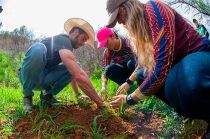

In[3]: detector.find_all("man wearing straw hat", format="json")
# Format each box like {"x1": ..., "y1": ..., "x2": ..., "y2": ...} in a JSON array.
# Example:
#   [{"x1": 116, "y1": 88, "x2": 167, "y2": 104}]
[{"x1": 19, "y1": 18, "x2": 104, "y2": 112}]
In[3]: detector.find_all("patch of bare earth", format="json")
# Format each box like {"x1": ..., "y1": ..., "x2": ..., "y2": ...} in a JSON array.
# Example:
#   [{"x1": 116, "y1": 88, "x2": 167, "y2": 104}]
[
  {"x1": 10, "y1": 104, "x2": 206, "y2": 139},
  {"x1": 11, "y1": 104, "x2": 136, "y2": 139}
]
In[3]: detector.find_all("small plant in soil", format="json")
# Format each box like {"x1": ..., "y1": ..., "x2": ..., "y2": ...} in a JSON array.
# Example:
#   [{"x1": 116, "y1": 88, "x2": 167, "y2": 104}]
[
  {"x1": 118, "y1": 101, "x2": 126, "y2": 118},
  {"x1": 99, "y1": 106, "x2": 116, "y2": 121},
  {"x1": 60, "y1": 119, "x2": 86, "y2": 134},
  {"x1": 77, "y1": 97, "x2": 93, "y2": 108},
  {"x1": 89, "y1": 115, "x2": 106, "y2": 139}
]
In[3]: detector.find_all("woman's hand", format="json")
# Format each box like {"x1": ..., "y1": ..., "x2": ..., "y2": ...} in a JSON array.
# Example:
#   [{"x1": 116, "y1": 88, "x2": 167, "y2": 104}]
[
  {"x1": 116, "y1": 82, "x2": 131, "y2": 95},
  {"x1": 109, "y1": 94, "x2": 126, "y2": 108}
]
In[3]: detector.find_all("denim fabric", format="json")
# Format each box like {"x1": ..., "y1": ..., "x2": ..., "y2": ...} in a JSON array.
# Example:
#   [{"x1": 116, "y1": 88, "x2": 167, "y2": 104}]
[
  {"x1": 19, "y1": 43, "x2": 73, "y2": 97},
  {"x1": 136, "y1": 68, "x2": 169, "y2": 104},
  {"x1": 136, "y1": 68, "x2": 147, "y2": 85},
  {"x1": 105, "y1": 59, "x2": 136, "y2": 85},
  {"x1": 165, "y1": 51, "x2": 210, "y2": 121},
  {"x1": 135, "y1": 51, "x2": 210, "y2": 121},
  {"x1": 127, "y1": 58, "x2": 136, "y2": 72}
]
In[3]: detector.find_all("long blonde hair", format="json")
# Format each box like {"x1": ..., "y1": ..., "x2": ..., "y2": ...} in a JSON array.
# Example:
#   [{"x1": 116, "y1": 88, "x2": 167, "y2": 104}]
[{"x1": 123, "y1": 0, "x2": 154, "y2": 72}]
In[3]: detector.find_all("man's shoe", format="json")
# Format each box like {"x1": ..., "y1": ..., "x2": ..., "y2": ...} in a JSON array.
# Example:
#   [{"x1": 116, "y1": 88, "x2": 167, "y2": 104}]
[
  {"x1": 202, "y1": 124, "x2": 210, "y2": 139},
  {"x1": 40, "y1": 93, "x2": 61, "y2": 104},
  {"x1": 23, "y1": 96, "x2": 33, "y2": 113}
]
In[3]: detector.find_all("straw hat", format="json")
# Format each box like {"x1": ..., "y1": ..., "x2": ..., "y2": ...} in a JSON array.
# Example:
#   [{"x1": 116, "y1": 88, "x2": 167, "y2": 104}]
[{"x1": 64, "y1": 18, "x2": 95, "y2": 48}]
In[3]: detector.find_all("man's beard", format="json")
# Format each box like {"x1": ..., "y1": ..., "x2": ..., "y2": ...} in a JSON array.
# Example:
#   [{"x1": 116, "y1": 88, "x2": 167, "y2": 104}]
[{"x1": 72, "y1": 37, "x2": 78, "y2": 48}]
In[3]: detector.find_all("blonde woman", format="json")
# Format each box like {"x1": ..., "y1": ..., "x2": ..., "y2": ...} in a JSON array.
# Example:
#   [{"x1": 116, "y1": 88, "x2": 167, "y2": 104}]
[{"x1": 106, "y1": 0, "x2": 210, "y2": 138}]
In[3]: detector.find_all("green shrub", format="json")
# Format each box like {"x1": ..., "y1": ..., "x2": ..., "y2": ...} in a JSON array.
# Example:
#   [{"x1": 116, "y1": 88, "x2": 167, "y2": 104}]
[{"x1": 0, "y1": 52, "x2": 21, "y2": 87}]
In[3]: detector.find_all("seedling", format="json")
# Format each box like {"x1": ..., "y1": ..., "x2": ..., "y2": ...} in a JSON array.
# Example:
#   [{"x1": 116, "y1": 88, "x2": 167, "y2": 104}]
[
  {"x1": 118, "y1": 99, "x2": 126, "y2": 118},
  {"x1": 89, "y1": 115, "x2": 106, "y2": 139},
  {"x1": 60, "y1": 119, "x2": 86, "y2": 134}
]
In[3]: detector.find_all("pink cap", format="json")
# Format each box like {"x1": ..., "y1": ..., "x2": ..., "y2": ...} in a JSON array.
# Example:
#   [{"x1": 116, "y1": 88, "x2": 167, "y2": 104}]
[{"x1": 97, "y1": 27, "x2": 114, "y2": 48}]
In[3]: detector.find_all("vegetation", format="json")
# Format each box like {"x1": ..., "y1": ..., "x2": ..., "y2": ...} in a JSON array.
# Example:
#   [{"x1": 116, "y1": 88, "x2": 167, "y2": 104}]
[
  {"x1": 0, "y1": 20, "x2": 209, "y2": 138},
  {"x1": 0, "y1": 52, "x2": 20, "y2": 87},
  {"x1": 165, "y1": 0, "x2": 210, "y2": 22},
  {"x1": 0, "y1": 51, "x2": 208, "y2": 138}
]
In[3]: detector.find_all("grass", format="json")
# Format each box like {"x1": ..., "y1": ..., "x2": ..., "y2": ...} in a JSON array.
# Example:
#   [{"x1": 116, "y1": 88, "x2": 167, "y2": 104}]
[
  {"x1": 89, "y1": 115, "x2": 105, "y2": 139},
  {"x1": 118, "y1": 100, "x2": 126, "y2": 118},
  {"x1": 0, "y1": 87, "x2": 24, "y2": 137},
  {"x1": 0, "y1": 68, "x2": 208, "y2": 138},
  {"x1": 60, "y1": 120, "x2": 86, "y2": 134}
]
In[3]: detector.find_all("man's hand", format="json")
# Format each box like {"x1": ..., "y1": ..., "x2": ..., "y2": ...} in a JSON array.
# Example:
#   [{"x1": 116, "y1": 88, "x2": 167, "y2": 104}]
[
  {"x1": 109, "y1": 94, "x2": 126, "y2": 108},
  {"x1": 59, "y1": 49, "x2": 104, "y2": 108},
  {"x1": 116, "y1": 82, "x2": 130, "y2": 95}
]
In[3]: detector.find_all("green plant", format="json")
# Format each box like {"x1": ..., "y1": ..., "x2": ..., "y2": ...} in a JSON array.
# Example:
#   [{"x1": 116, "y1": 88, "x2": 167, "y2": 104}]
[
  {"x1": 77, "y1": 97, "x2": 93, "y2": 108},
  {"x1": 0, "y1": 67, "x2": 207, "y2": 138},
  {"x1": 99, "y1": 106, "x2": 116, "y2": 121},
  {"x1": 31, "y1": 118, "x2": 46, "y2": 133},
  {"x1": 0, "y1": 120, "x2": 14, "y2": 137},
  {"x1": 89, "y1": 115, "x2": 106, "y2": 139},
  {"x1": 114, "y1": 131, "x2": 135, "y2": 139},
  {"x1": 60, "y1": 120, "x2": 86, "y2": 134},
  {"x1": 0, "y1": 52, "x2": 21, "y2": 87},
  {"x1": 49, "y1": 134, "x2": 63, "y2": 139},
  {"x1": 37, "y1": 101, "x2": 48, "y2": 115},
  {"x1": 90, "y1": 68, "x2": 102, "y2": 80},
  {"x1": 118, "y1": 101, "x2": 126, "y2": 118},
  {"x1": 182, "y1": 119, "x2": 208, "y2": 138}
]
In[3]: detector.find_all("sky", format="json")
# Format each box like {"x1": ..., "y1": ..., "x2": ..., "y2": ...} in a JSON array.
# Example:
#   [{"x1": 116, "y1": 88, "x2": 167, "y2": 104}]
[
  {"x1": 0, "y1": 0, "x2": 109, "y2": 37},
  {"x1": 0, "y1": 0, "x2": 209, "y2": 38},
  {"x1": 0, "y1": 0, "x2": 132, "y2": 37}
]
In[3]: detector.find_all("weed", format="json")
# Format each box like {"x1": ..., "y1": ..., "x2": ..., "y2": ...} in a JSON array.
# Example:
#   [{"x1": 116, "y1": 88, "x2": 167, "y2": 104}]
[
  {"x1": 77, "y1": 97, "x2": 93, "y2": 108},
  {"x1": 60, "y1": 119, "x2": 86, "y2": 134},
  {"x1": 0, "y1": 58, "x2": 205, "y2": 139},
  {"x1": 114, "y1": 131, "x2": 135, "y2": 139},
  {"x1": 89, "y1": 115, "x2": 106, "y2": 139},
  {"x1": 118, "y1": 101, "x2": 126, "y2": 118},
  {"x1": 99, "y1": 106, "x2": 116, "y2": 121}
]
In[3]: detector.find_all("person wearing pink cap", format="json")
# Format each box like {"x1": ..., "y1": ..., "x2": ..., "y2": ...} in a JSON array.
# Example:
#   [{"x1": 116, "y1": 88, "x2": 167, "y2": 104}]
[
  {"x1": 97, "y1": 27, "x2": 137, "y2": 95},
  {"x1": 106, "y1": 0, "x2": 210, "y2": 138}
]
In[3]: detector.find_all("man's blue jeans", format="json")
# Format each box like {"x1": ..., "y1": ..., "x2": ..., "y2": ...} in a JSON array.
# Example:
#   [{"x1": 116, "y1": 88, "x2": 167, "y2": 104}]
[
  {"x1": 105, "y1": 58, "x2": 136, "y2": 85},
  {"x1": 136, "y1": 51, "x2": 210, "y2": 122},
  {"x1": 19, "y1": 43, "x2": 73, "y2": 97}
]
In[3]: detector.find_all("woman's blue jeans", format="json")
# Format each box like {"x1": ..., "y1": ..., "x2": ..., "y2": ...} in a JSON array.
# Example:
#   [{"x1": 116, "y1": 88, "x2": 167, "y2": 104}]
[
  {"x1": 136, "y1": 52, "x2": 210, "y2": 122},
  {"x1": 19, "y1": 43, "x2": 73, "y2": 97},
  {"x1": 165, "y1": 51, "x2": 210, "y2": 121}
]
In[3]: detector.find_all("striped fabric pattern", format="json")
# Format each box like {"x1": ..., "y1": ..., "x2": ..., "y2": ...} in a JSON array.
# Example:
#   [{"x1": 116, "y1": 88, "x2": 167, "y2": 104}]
[
  {"x1": 139, "y1": 0, "x2": 209, "y2": 96},
  {"x1": 140, "y1": 0, "x2": 175, "y2": 95}
]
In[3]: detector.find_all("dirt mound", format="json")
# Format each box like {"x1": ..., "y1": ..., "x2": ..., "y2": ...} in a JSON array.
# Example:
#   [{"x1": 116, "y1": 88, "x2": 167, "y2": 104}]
[
  {"x1": 10, "y1": 103, "x2": 206, "y2": 139},
  {"x1": 12, "y1": 104, "x2": 137, "y2": 139}
]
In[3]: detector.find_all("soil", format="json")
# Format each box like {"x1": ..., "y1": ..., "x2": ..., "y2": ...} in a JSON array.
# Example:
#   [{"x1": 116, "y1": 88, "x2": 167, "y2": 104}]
[{"x1": 10, "y1": 103, "x2": 205, "y2": 139}]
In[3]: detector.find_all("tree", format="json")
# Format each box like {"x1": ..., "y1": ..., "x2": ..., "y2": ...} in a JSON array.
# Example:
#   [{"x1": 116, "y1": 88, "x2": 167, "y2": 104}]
[
  {"x1": 0, "y1": 22, "x2": 2, "y2": 30},
  {"x1": 11, "y1": 26, "x2": 35, "y2": 60},
  {"x1": 165, "y1": 0, "x2": 210, "y2": 22},
  {"x1": 0, "y1": 6, "x2": 3, "y2": 13}
]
